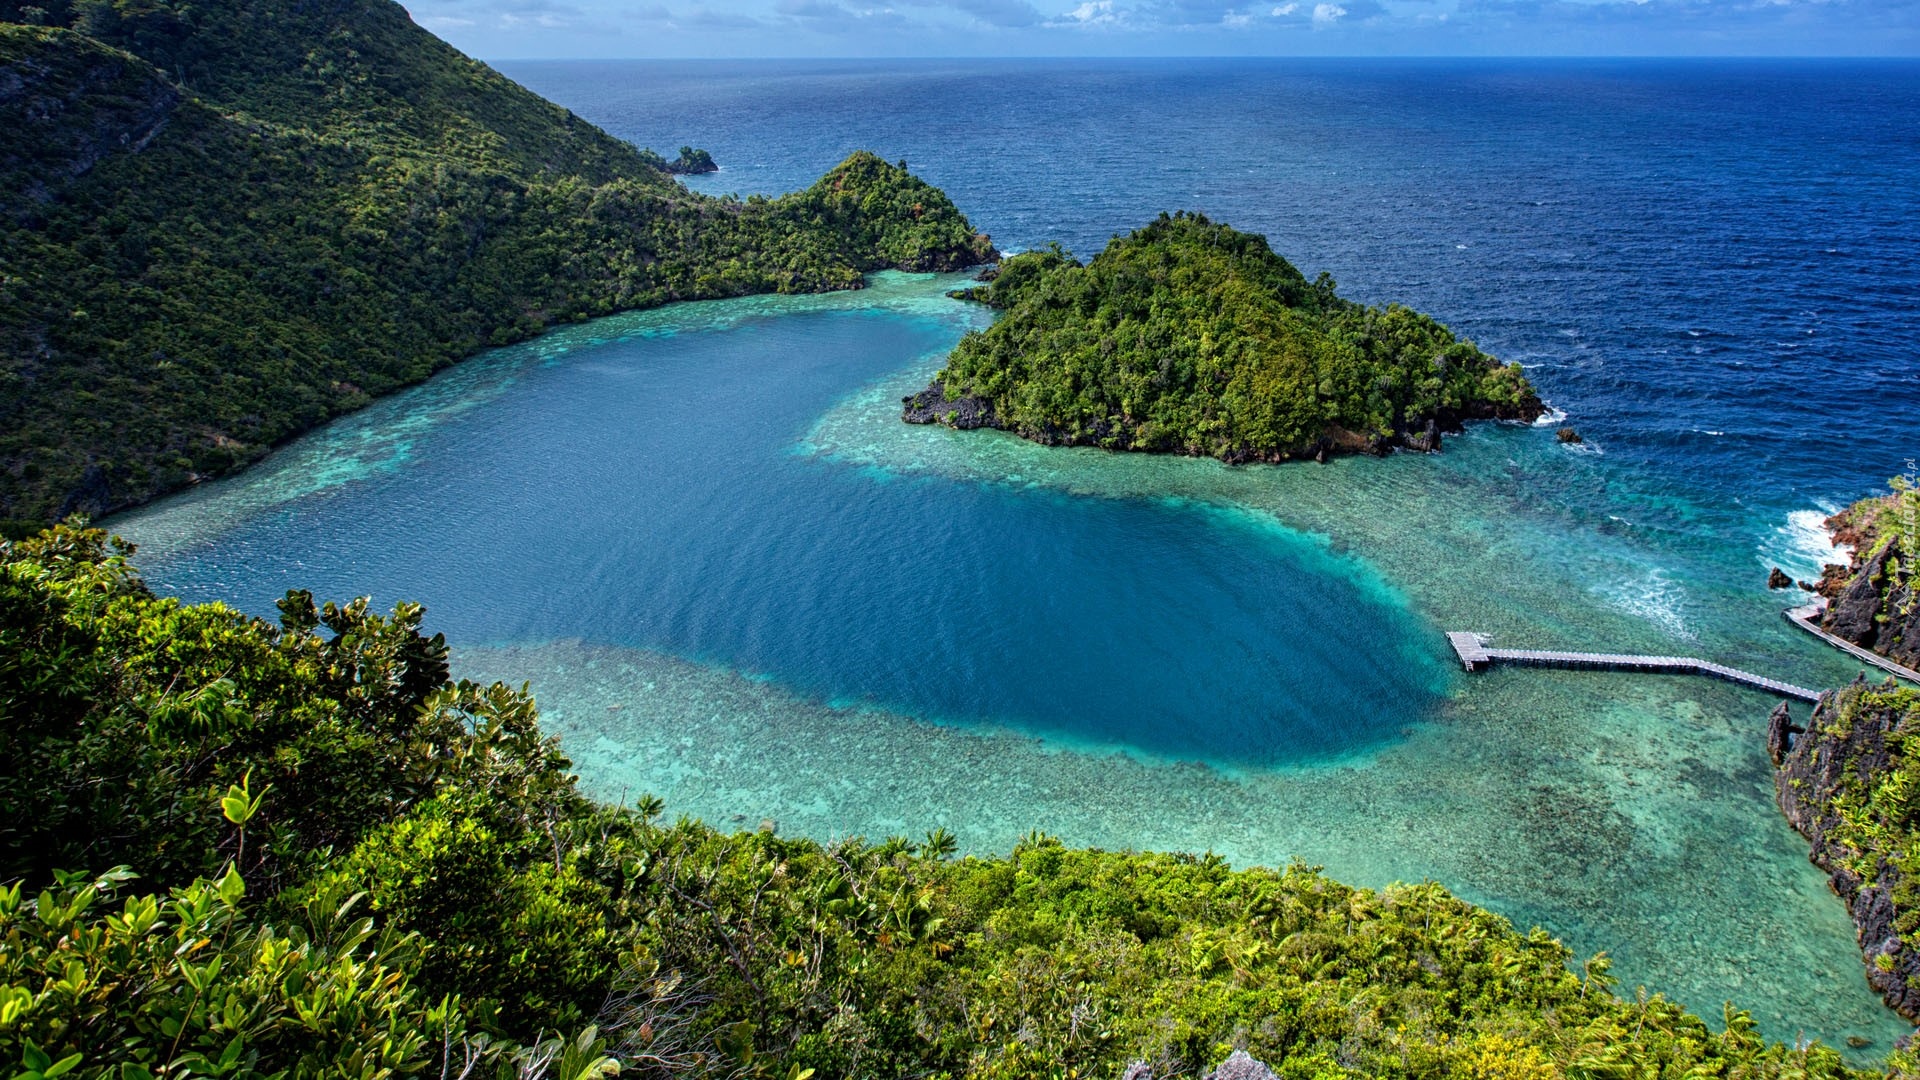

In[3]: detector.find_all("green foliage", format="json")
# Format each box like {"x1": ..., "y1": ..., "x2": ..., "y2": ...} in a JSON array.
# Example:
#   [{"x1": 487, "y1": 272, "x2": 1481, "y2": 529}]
[
  {"x1": 0, "y1": 865, "x2": 464, "y2": 1079},
  {"x1": 298, "y1": 797, "x2": 626, "y2": 1035},
  {"x1": 0, "y1": 3, "x2": 992, "y2": 522},
  {"x1": 0, "y1": 863, "x2": 628, "y2": 1080},
  {"x1": 0, "y1": 524, "x2": 578, "y2": 894},
  {"x1": 1797, "y1": 683, "x2": 1920, "y2": 958},
  {"x1": 2, "y1": 526, "x2": 1897, "y2": 1078},
  {"x1": 1870, "y1": 476, "x2": 1920, "y2": 613},
  {"x1": 928, "y1": 212, "x2": 1540, "y2": 460}
]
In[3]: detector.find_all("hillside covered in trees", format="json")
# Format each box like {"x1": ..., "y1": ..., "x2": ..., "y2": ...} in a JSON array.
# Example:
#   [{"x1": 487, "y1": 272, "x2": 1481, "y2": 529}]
[
  {"x1": 0, "y1": 524, "x2": 1898, "y2": 1078},
  {"x1": 904, "y1": 213, "x2": 1541, "y2": 462},
  {"x1": 0, "y1": 0, "x2": 992, "y2": 527}
]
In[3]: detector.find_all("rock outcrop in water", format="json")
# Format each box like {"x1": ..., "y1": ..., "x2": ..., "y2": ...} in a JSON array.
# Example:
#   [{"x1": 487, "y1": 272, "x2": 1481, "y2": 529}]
[
  {"x1": 1772, "y1": 681, "x2": 1920, "y2": 1020},
  {"x1": 901, "y1": 384, "x2": 996, "y2": 429},
  {"x1": 663, "y1": 146, "x2": 718, "y2": 174}
]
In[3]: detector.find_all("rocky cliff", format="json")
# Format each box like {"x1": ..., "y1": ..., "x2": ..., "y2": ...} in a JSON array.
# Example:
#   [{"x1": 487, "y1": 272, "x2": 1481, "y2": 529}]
[
  {"x1": 1771, "y1": 679, "x2": 1920, "y2": 1020},
  {"x1": 1813, "y1": 495, "x2": 1920, "y2": 668}
]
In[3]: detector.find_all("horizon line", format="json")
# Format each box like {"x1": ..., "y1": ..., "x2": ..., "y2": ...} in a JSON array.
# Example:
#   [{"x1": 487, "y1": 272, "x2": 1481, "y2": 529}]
[{"x1": 479, "y1": 52, "x2": 1920, "y2": 61}]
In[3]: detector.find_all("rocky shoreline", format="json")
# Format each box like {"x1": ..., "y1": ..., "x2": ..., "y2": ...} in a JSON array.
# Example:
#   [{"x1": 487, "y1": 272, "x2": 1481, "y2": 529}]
[
  {"x1": 901, "y1": 379, "x2": 1544, "y2": 463},
  {"x1": 1810, "y1": 498, "x2": 1920, "y2": 668},
  {"x1": 1766, "y1": 492, "x2": 1920, "y2": 1028},
  {"x1": 1770, "y1": 683, "x2": 1920, "y2": 1022}
]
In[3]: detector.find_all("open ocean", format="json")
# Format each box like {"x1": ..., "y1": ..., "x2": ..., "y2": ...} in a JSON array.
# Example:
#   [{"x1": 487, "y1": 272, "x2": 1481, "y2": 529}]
[{"x1": 113, "y1": 59, "x2": 1920, "y2": 1052}]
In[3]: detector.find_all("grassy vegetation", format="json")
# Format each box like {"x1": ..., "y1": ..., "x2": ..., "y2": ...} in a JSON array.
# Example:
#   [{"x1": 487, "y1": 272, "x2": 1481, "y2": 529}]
[
  {"x1": 915, "y1": 213, "x2": 1540, "y2": 462},
  {"x1": 1, "y1": 524, "x2": 1896, "y2": 1079},
  {"x1": 0, "y1": 0, "x2": 992, "y2": 526}
]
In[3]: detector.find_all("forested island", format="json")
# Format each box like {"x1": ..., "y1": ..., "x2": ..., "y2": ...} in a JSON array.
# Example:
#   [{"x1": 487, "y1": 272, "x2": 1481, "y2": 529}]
[
  {"x1": 1769, "y1": 484, "x2": 1920, "y2": 1022},
  {"x1": 0, "y1": 0, "x2": 991, "y2": 529},
  {"x1": 1, "y1": 525, "x2": 1894, "y2": 1079},
  {"x1": 903, "y1": 213, "x2": 1543, "y2": 462}
]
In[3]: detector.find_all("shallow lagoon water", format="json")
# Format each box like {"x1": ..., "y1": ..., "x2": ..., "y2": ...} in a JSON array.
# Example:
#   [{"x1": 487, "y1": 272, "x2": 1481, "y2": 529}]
[
  {"x1": 112, "y1": 58, "x2": 1920, "y2": 1059},
  {"x1": 119, "y1": 272, "x2": 1906, "y2": 1055},
  {"x1": 122, "y1": 274, "x2": 1444, "y2": 766}
]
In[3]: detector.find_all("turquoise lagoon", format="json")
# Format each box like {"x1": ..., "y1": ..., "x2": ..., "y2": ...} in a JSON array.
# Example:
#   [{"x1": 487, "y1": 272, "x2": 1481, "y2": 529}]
[{"x1": 114, "y1": 271, "x2": 1909, "y2": 1055}]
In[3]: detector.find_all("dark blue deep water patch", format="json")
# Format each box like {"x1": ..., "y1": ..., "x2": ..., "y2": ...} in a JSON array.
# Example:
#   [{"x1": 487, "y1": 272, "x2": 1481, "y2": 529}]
[
  {"x1": 135, "y1": 306, "x2": 1441, "y2": 766},
  {"x1": 113, "y1": 62, "x2": 1920, "y2": 1049},
  {"x1": 502, "y1": 57, "x2": 1920, "y2": 511}
]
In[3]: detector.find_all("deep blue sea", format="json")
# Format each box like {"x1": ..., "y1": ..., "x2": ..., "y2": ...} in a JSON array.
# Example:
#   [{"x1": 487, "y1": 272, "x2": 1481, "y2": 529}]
[{"x1": 114, "y1": 59, "x2": 1920, "y2": 1052}]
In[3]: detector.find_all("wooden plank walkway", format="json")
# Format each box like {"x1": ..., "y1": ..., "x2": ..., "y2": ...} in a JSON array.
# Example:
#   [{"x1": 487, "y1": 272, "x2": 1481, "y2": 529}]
[
  {"x1": 1784, "y1": 600, "x2": 1920, "y2": 685},
  {"x1": 1445, "y1": 631, "x2": 1823, "y2": 703}
]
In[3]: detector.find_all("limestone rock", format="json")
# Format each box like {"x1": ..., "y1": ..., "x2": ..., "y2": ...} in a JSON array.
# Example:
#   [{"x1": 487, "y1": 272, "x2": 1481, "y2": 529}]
[
  {"x1": 1205, "y1": 1051, "x2": 1280, "y2": 1080},
  {"x1": 1824, "y1": 543, "x2": 1890, "y2": 648},
  {"x1": 1773, "y1": 677, "x2": 1920, "y2": 1018},
  {"x1": 1766, "y1": 701, "x2": 1803, "y2": 766},
  {"x1": 1402, "y1": 418, "x2": 1441, "y2": 453},
  {"x1": 902, "y1": 383, "x2": 998, "y2": 430}
]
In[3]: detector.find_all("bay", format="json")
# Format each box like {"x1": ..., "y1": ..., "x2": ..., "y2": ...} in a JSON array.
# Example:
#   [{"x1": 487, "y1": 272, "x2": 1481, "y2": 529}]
[{"x1": 113, "y1": 58, "x2": 1920, "y2": 1054}]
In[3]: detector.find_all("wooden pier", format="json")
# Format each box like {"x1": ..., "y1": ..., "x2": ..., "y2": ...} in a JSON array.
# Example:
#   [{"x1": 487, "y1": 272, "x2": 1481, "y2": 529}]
[
  {"x1": 1445, "y1": 631, "x2": 1823, "y2": 703},
  {"x1": 1784, "y1": 600, "x2": 1920, "y2": 685}
]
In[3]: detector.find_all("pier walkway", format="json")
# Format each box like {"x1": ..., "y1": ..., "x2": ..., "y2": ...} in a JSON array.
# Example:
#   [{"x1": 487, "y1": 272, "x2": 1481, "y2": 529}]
[
  {"x1": 1784, "y1": 601, "x2": 1920, "y2": 686},
  {"x1": 1445, "y1": 631, "x2": 1822, "y2": 703}
]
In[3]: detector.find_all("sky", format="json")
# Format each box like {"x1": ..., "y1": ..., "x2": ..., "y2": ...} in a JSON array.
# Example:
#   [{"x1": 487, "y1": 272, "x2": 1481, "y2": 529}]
[{"x1": 402, "y1": 0, "x2": 1920, "y2": 57}]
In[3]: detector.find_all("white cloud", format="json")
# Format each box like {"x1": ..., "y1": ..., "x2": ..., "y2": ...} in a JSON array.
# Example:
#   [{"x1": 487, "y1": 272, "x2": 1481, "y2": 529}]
[
  {"x1": 418, "y1": 14, "x2": 478, "y2": 26},
  {"x1": 1311, "y1": 1, "x2": 1344, "y2": 20},
  {"x1": 1222, "y1": 9, "x2": 1252, "y2": 23},
  {"x1": 1271, "y1": 3, "x2": 1297, "y2": 12},
  {"x1": 1049, "y1": 0, "x2": 1123, "y2": 23}
]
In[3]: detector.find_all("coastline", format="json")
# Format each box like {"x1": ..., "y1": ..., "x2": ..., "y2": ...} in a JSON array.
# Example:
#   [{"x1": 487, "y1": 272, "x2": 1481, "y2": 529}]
[
  {"x1": 902, "y1": 379, "x2": 1545, "y2": 463},
  {"x1": 49, "y1": 249, "x2": 994, "y2": 528},
  {"x1": 112, "y1": 266, "x2": 1915, "y2": 1054},
  {"x1": 1773, "y1": 683, "x2": 1920, "y2": 1025}
]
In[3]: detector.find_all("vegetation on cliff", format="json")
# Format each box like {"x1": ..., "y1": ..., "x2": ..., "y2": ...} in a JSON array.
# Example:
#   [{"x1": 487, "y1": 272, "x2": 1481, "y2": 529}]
[
  {"x1": 1762, "y1": 483, "x2": 1920, "y2": 1024},
  {"x1": 657, "y1": 146, "x2": 719, "y2": 175},
  {"x1": 2, "y1": 524, "x2": 1894, "y2": 1079},
  {"x1": 903, "y1": 213, "x2": 1541, "y2": 462},
  {"x1": 1771, "y1": 680, "x2": 1920, "y2": 1022},
  {"x1": 0, "y1": 0, "x2": 992, "y2": 528},
  {"x1": 1813, "y1": 487, "x2": 1920, "y2": 669}
]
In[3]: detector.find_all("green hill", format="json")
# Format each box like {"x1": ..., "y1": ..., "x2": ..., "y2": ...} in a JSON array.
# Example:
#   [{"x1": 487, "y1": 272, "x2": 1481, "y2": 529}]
[
  {"x1": 0, "y1": 524, "x2": 1892, "y2": 1079},
  {"x1": 905, "y1": 212, "x2": 1540, "y2": 462},
  {"x1": 0, "y1": 0, "x2": 992, "y2": 527}
]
